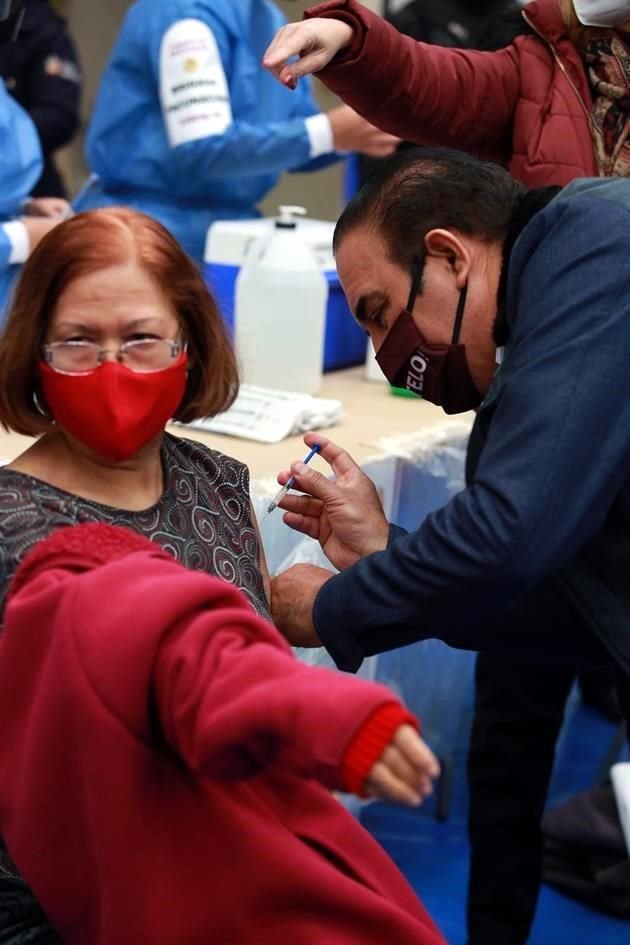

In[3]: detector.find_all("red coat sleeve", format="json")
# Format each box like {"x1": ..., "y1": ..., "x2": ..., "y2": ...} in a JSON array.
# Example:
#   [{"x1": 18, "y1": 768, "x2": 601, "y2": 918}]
[
  {"x1": 152, "y1": 572, "x2": 410, "y2": 790},
  {"x1": 3, "y1": 539, "x2": 410, "y2": 795},
  {"x1": 305, "y1": 0, "x2": 521, "y2": 161}
]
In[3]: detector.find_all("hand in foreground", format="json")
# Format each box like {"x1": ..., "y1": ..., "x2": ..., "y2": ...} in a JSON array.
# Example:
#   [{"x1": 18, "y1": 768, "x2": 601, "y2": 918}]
[
  {"x1": 271, "y1": 563, "x2": 334, "y2": 647},
  {"x1": 263, "y1": 17, "x2": 353, "y2": 89},
  {"x1": 328, "y1": 105, "x2": 400, "y2": 159},
  {"x1": 364, "y1": 725, "x2": 440, "y2": 808},
  {"x1": 277, "y1": 433, "x2": 390, "y2": 572},
  {"x1": 21, "y1": 216, "x2": 62, "y2": 251},
  {"x1": 21, "y1": 197, "x2": 70, "y2": 218}
]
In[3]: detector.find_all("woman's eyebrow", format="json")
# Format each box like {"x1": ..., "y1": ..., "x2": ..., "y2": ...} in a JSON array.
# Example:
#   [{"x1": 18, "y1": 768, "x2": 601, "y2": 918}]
[
  {"x1": 54, "y1": 321, "x2": 90, "y2": 331},
  {"x1": 54, "y1": 316, "x2": 163, "y2": 332}
]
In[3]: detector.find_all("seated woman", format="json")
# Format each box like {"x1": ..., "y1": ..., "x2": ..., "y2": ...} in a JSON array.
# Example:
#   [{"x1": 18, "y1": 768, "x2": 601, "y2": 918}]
[
  {"x1": 0, "y1": 520, "x2": 445, "y2": 945},
  {"x1": 0, "y1": 206, "x2": 267, "y2": 615},
  {"x1": 0, "y1": 207, "x2": 443, "y2": 945},
  {"x1": 0, "y1": 206, "x2": 267, "y2": 940}
]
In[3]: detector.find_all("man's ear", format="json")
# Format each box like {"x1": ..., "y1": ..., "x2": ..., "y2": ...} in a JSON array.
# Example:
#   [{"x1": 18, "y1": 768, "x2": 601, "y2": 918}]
[{"x1": 424, "y1": 229, "x2": 471, "y2": 288}]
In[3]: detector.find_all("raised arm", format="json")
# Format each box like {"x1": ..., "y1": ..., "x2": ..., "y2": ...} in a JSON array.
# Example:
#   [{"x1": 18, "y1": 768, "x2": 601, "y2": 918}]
[
  {"x1": 265, "y1": 0, "x2": 522, "y2": 161},
  {"x1": 0, "y1": 525, "x2": 438, "y2": 806}
]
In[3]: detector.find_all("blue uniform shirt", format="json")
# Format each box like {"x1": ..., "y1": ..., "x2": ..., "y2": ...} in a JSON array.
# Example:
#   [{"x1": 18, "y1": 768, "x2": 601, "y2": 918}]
[
  {"x1": 75, "y1": 0, "x2": 338, "y2": 262},
  {"x1": 0, "y1": 79, "x2": 42, "y2": 309}
]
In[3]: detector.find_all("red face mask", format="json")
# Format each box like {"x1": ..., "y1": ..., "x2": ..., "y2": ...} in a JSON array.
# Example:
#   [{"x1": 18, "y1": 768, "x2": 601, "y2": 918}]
[
  {"x1": 39, "y1": 353, "x2": 188, "y2": 462},
  {"x1": 375, "y1": 271, "x2": 482, "y2": 415}
]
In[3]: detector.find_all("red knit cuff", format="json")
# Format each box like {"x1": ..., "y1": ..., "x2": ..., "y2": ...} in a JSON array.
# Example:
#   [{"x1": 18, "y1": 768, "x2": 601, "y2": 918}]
[
  {"x1": 304, "y1": 1, "x2": 367, "y2": 64},
  {"x1": 9, "y1": 523, "x2": 168, "y2": 601},
  {"x1": 341, "y1": 702, "x2": 419, "y2": 798}
]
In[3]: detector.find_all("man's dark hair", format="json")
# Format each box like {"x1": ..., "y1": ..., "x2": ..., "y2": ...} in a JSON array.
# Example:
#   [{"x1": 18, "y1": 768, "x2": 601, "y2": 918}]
[{"x1": 333, "y1": 147, "x2": 525, "y2": 282}]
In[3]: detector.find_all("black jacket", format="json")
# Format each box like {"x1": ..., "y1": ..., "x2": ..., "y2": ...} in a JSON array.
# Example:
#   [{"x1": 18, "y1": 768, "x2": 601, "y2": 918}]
[
  {"x1": 385, "y1": 0, "x2": 518, "y2": 47},
  {"x1": 0, "y1": 0, "x2": 81, "y2": 196}
]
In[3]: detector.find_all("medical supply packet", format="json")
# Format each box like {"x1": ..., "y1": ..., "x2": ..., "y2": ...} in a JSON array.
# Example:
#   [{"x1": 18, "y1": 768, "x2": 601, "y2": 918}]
[{"x1": 178, "y1": 384, "x2": 343, "y2": 443}]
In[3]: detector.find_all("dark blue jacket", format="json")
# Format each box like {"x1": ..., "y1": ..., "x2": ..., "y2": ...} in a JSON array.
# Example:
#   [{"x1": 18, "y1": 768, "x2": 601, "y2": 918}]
[{"x1": 314, "y1": 178, "x2": 630, "y2": 674}]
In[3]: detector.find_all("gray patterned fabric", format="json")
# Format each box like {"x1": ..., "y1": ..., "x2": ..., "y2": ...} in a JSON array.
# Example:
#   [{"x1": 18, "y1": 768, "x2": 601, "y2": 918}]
[{"x1": 0, "y1": 432, "x2": 269, "y2": 943}]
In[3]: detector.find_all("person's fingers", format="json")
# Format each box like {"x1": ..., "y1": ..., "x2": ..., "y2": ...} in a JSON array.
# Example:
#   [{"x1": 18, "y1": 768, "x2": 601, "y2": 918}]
[
  {"x1": 367, "y1": 136, "x2": 401, "y2": 158},
  {"x1": 277, "y1": 53, "x2": 327, "y2": 87},
  {"x1": 262, "y1": 25, "x2": 300, "y2": 73},
  {"x1": 43, "y1": 199, "x2": 69, "y2": 216},
  {"x1": 281, "y1": 511, "x2": 322, "y2": 541},
  {"x1": 380, "y1": 744, "x2": 420, "y2": 788},
  {"x1": 365, "y1": 762, "x2": 421, "y2": 808},
  {"x1": 24, "y1": 197, "x2": 71, "y2": 217},
  {"x1": 277, "y1": 433, "x2": 363, "y2": 486},
  {"x1": 377, "y1": 731, "x2": 438, "y2": 801},
  {"x1": 366, "y1": 130, "x2": 400, "y2": 145},
  {"x1": 300, "y1": 432, "x2": 363, "y2": 481},
  {"x1": 302, "y1": 431, "x2": 332, "y2": 450},
  {"x1": 263, "y1": 28, "x2": 325, "y2": 84},
  {"x1": 365, "y1": 145, "x2": 395, "y2": 159},
  {"x1": 278, "y1": 493, "x2": 324, "y2": 518},
  {"x1": 393, "y1": 725, "x2": 441, "y2": 780},
  {"x1": 289, "y1": 462, "x2": 342, "y2": 503},
  {"x1": 276, "y1": 432, "x2": 339, "y2": 484}
]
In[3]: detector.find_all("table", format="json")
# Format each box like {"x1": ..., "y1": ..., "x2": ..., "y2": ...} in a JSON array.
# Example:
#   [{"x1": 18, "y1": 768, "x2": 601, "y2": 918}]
[
  {"x1": 175, "y1": 368, "x2": 470, "y2": 481},
  {"x1": 0, "y1": 367, "x2": 471, "y2": 480}
]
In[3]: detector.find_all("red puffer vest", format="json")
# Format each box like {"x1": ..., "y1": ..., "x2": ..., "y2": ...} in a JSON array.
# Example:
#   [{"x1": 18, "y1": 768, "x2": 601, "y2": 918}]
[
  {"x1": 510, "y1": 0, "x2": 597, "y2": 183},
  {"x1": 309, "y1": 0, "x2": 598, "y2": 186}
]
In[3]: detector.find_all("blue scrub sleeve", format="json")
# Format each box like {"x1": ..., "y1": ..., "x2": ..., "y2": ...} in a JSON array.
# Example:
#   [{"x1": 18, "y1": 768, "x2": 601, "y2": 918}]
[
  {"x1": 313, "y1": 197, "x2": 630, "y2": 671},
  {"x1": 0, "y1": 229, "x2": 11, "y2": 272},
  {"x1": 148, "y1": 15, "x2": 337, "y2": 182},
  {"x1": 0, "y1": 85, "x2": 43, "y2": 218}
]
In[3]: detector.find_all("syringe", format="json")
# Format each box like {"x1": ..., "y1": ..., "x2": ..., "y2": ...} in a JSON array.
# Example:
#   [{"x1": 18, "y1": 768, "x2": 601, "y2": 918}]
[{"x1": 266, "y1": 444, "x2": 321, "y2": 514}]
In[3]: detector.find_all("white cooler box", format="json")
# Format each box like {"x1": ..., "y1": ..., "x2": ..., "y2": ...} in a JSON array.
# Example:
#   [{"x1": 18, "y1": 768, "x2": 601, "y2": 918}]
[{"x1": 204, "y1": 218, "x2": 367, "y2": 372}]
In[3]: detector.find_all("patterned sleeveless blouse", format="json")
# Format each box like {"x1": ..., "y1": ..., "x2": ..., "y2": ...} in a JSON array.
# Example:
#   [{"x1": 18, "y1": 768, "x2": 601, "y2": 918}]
[{"x1": 0, "y1": 433, "x2": 270, "y2": 944}]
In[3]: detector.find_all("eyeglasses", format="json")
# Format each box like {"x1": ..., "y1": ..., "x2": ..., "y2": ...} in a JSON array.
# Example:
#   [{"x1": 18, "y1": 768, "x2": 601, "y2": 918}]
[{"x1": 41, "y1": 338, "x2": 186, "y2": 375}]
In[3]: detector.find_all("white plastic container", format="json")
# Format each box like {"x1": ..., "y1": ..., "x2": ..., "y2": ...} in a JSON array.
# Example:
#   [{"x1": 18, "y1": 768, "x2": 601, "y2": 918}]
[
  {"x1": 234, "y1": 206, "x2": 328, "y2": 394},
  {"x1": 204, "y1": 215, "x2": 368, "y2": 372}
]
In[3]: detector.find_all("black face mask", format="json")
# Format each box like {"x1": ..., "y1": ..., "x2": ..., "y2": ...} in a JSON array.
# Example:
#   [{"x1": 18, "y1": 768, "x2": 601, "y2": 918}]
[
  {"x1": 0, "y1": 0, "x2": 24, "y2": 44},
  {"x1": 375, "y1": 260, "x2": 483, "y2": 415}
]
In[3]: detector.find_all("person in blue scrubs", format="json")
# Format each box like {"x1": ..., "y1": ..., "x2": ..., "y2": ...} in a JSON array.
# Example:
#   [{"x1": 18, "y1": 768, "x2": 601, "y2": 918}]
[
  {"x1": 75, "y1": 0, "x2": 398, "y2": 263},
  {"x1": 0, "y1": 1, "x2": 66, "y2": 315},
  {"x1": 0, "y1": 2, "x2": 41, "y2": 295},
  {"x1": 0, "y1": 81, "x2": 40, "y2": 266}
]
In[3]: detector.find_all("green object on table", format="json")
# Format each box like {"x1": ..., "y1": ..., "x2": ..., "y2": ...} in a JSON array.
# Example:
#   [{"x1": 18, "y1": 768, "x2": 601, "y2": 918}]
[{"x1": 390, "y1": 385, "x2": 422, "y2": 399}]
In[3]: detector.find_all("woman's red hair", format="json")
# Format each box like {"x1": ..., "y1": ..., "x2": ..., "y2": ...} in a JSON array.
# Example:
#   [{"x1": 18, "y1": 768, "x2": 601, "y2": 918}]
[{"x1": 0, "y1": 207, "x2": 239, "y2": 435}]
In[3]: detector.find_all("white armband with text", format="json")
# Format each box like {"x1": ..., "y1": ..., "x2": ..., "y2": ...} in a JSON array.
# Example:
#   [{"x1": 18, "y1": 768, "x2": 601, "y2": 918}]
[
  {"x1": 305, "y1": 113, "x2": 335, "y2": 160},
  {"x1": 159, "y1": 18, "x2": 233, "y2": 148},
  {"x1": 1, "y1": 220, "x2": 30, "y2": 265}
]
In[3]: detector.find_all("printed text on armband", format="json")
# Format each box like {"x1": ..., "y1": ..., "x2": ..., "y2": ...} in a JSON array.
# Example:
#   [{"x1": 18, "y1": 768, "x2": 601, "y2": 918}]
[{"x1": 167, "y1": 94, "x2": 228, "y2": 113}]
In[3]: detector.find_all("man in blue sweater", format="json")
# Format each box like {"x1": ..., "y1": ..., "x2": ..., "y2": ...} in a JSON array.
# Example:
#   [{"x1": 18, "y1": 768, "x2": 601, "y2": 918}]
[{"x1": 271, "y1": 148, "x2": 630, "y2": 726}]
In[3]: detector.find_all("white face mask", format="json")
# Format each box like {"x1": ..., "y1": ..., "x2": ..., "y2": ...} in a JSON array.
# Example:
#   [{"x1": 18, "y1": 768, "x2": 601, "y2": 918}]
[{"x1": 573, "y1": 0, "x2": 630, "y2": 27}]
